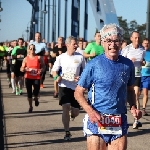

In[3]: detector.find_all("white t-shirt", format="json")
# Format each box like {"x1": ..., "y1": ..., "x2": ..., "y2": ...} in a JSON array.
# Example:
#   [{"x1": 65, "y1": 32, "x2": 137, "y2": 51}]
[
  {"x1": 121, "y1": 44, "x2": 145, "y2": 77},
  {"x1": 76, "y1": 47, "x2": 84, "y2": 55},
  {"x1": 52, "y1": 52, "x2": 86, "y2": 90}
]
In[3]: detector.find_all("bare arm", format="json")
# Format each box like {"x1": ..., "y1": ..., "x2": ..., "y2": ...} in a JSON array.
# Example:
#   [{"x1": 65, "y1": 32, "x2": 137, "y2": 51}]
[
  {"x1": 127, "y1": 85, "x2": 142, "y2": 119},
  {"x1": 74, "y1": 85, "x2": 101, "y2": 123},
  {"x1": 39, "y1": 56, "x2": 46, "y2": 72},
  {"x1": 20, "y1": 57, "x2": 27, "y2": 72},
  {"x1": 127, "y1": 86, "x2": 136, "y2": 109},
  {"x1": 83, "y1": 52, "x2": 95, "y2": 59}
]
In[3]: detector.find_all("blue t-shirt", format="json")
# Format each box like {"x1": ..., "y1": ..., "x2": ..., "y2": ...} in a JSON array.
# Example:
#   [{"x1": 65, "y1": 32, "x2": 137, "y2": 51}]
[
  {"x1": 78, "y1": 54, "x2": 135, "y2": 114},
  {"x1": 141, "y1": 50, "x2": 150, "y2": 76},
  {"x1": 29, "y1": 41, "x2": 48, "y2": 54}
]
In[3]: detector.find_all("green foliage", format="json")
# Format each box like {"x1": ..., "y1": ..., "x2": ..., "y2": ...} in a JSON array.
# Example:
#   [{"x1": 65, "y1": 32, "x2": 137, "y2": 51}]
[{"x1": 118, "y1": 17, "x2": 146, "y2": 43}]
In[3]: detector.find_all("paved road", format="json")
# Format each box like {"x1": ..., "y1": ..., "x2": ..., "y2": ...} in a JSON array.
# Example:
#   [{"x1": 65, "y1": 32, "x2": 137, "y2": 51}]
[{"x1": 0, "y1": 70, "x2": 150, "y2": 150}]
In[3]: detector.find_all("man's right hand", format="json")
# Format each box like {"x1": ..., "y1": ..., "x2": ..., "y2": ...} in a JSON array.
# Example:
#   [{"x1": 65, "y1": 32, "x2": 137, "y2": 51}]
[{"x1": 88, "y1": 109, "x2": 103, "y2": 124}]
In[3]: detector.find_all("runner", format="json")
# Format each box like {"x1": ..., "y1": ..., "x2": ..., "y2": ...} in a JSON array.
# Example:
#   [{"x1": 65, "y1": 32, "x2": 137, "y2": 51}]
[
  {"x1": 10, "y1": 40, "x2": 18, "y2": 93},
  {"x1": 74, "y1": 24, "x2": 142, "y2": 150},
  {"x1": 29, "y1": 32, "x2": 49, "y2": 55},
  {"x1": 11, "y1": 38, "x2": 27, "y2": 95},
  {"x1": 141, "y1": 38, "x2": 150, "y2": 116},
  {"x1": 83, "y1": 32, "x2": 104, "y2": 60},
  {"x1": 76, "y1": 39, "x2": 84, "y2": 55},
  {"x1": 121, "y1": 31, "x2": 144, "y2": 129},
  {"x1": 40, "y1": 50, "x2": 48, "y2": 88},
  {"x1": 51, "y1": 37, "x2": 67, "y2": 98},
  {"x1": 0, "y1": 42, "x2": 6, "y2": 71},
  {"x1": 4, "y1": 42, "x2": 13, "y2": 88},
  {"x1": 52, "y1": 36, "x2": 86, "y2": 140},
  {"x1": 20, "y1": 44, "x2": 45, "y2": 112}
]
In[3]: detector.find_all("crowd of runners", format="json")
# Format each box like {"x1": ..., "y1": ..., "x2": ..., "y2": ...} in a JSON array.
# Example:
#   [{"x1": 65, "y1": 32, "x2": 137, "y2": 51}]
[{"x1": 0, "y1": 23, "x2": 150, "y2": 149}]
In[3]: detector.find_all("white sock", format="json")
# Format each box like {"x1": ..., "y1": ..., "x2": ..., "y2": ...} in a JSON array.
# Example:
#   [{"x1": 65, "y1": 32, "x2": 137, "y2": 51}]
[
  {"x1": 49, "y1": 68, "x2": 51, "y2": 74},
  {"x1": 11, "y1": 78, "x2": 15, "y2": 91}
]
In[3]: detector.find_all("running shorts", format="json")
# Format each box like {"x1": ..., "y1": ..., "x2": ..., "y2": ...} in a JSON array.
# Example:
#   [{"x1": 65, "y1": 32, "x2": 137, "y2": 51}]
[{"x1": 59, "y1": 87, "x2": 80, "y2": 109}]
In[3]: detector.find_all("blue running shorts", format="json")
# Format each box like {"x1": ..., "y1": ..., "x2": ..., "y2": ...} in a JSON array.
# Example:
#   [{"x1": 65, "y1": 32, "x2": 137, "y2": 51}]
[
  {"x1": 141, "y1": 76, "x2": 150, "y2": 90},
  {"x1": 83, "y1": 113, "x2": 128, "y2": 143}
]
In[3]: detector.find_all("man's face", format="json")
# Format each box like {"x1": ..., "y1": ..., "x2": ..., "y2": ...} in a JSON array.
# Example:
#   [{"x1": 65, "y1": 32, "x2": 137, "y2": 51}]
[
  {"x1": 142, "y1": 40, "x2": 149, "y2": 50},
  {"x1": 130, "y1": 32, "x2": 140, "y2": 46},
  {"x1": 13, "y1": 41, "x2": 17, "y2": 47},
  {"x1": 35, "y1": 33, "x2": 41, "y2": 42},
  {"x1": 78, "y1": 41, "x2": 83, "y2": 49},
  {"x1": 83, "y1": 42, "x2": 87, "y2": 49},
  {"x1": 121, "y1": 42, "x2": 127, "y2": 49},
  {"x1": 18, "y1": 40, "x2": 24, "y2": 47},
  {"x1": 95, "y1": 33, "x2": 101, "y2": 43},
  {"x1": 58, "y1": 37, "x2": 63, "y2": 45},
  {"x1": 102, "y1": 34, "x2": 121, "y2": 58},
  {"x1": 67, "y1": 40, "x2": 77, "y2": 52}
]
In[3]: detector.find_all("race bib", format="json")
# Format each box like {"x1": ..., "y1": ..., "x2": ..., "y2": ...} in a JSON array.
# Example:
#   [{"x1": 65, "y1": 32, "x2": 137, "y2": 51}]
[
  {"x1": 12, "y1": 59, "x2": 16, "y2": 65},
  {"x1": 17, "y1": 55, "x2": 24, "y2": 60},
  {"x1": 29, "y1": 68, "x2": 38, "y2": 76},
  {"x1": 98, "y1": 114, "x2": 122, "y2": 134},
  {"x1": 62, "y1": 72, "x2": 75, "y2": 81},
  {"x1": 145, "y1": 61, "x2": 150, "y2": 67},
  {"x1": 135, "y1": 67, "x2": 141, "y2": 76}
]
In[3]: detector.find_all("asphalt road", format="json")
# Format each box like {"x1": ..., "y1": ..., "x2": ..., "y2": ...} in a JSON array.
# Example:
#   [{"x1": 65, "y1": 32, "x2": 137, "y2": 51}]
[{"x1": 0, "y1": 70, "x2": 150, "y2": 150}]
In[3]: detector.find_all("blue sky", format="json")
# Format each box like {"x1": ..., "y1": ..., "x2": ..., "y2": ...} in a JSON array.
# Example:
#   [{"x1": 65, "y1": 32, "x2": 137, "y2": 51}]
[{"x1": 0, "y1": 0, "x2": 147, "y2": 41}]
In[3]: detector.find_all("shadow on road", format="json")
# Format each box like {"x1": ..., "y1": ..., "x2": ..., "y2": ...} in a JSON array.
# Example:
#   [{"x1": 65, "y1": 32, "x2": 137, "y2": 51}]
[{"x1": 5, "y1": 127, "x2": 85, "y2": 148}]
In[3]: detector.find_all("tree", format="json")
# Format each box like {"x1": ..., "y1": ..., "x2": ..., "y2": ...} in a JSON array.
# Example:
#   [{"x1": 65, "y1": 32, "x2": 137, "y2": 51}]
[
  {"x1": 128, "y1": 20, "x2": 138, "y2": 34},
  {"x1": 118, "y1": 17, "x2": 130, "y2": 43},
  {"x1": 137, "y1": 23, "x2": 146, "y2": 41}
]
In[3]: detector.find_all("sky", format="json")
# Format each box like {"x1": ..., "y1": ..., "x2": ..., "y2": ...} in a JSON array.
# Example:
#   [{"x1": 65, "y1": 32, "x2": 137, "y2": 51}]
[{"x1": 0, "y1": 0, "x2": 148, "y2": 42}]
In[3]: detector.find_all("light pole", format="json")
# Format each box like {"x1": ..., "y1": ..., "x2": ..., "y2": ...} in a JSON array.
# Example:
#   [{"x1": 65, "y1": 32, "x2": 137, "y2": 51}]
[
  {"x1": 42, "y1": 0, "x2": 47, "y2": 40},
  {"x1": 0, "y1": 0, "x2": 3, "y2": 12},
  {"x1": 26, "y1": 21, "x2": 31, "y2": 41},
  {"x1": 42, "y1": 0, "x2": 56, "y2": 42},
  {"x1": 146, "y1": 0, "x2": 150, "y2": 39}
]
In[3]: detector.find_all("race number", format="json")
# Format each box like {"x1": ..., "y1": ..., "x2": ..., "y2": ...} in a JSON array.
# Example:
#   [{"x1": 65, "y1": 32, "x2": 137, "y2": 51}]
[
  {"x1": 98, "y1": 114, "x2": 122, "y2": 134},
  {"x1": 135, "y1": 67, "x2": 141, "y2": 76},
  {"x1": 12, "y1": 59, "x2": 16, "y2": 65},
  {"x1": 29, "y1": 68, "x2": 38, "y2": 76},
  {"x1": 62, "y1": 72, "x2": 75, "y2": 82}
]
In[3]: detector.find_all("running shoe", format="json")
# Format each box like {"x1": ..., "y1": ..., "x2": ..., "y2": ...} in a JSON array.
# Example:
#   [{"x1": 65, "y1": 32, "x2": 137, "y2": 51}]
[
  {"x1": 20, "y1": 89, "x2": 23, "y2": 95},
  {"x1": 143, "y1": 109, "x2": 149, "y2": 116},
  {"x1": 12, "y1": 89, "x2": 15, "y2": 94},
  {"x1": 64, "y1": 131, "x2": 72, "y2": 141},
  {"x1": 34, "y1": 98, "x2": 39, "y2": 106},
  {"x1": 69, "y1": 111, "x2": 75, "y2": 121},
  {"x1": 16, "y1": 88, "x2": 20, "y2": 95},
  {"x1": 53, "y1": 92, "x2": 58, "y2": 98},
  {"x1": 9, "y1": 83, "x2": 12, "y2": 88},
  {"x1": 133, "y1": 120, "x2": 142, "y2": 129},
  {"x1": 28, "y1": 107, "x2": 33, "y2": 113}
]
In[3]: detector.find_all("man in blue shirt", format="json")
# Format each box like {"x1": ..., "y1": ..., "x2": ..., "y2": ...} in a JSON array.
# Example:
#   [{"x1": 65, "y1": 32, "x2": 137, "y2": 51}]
[
  {"x1": 141, "y1": 38, "x2": 150, "y2": 116},
  {"x1": 74, "y1": 24, "x2": 142, "y2": 150},
  {"x1": 29, "y1": 32, "x2": 48, "y2": 55}
]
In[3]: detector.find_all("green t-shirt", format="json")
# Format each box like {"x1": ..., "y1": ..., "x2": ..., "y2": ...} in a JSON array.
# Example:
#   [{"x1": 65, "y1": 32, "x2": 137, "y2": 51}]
[
  {"x1": 11, "y1": 46, "x2": 27, "y2": 56},
  {"x1": 0, "y1": 46, "x2": 6, "y2": 57},
  {"x1": 84, "y1": 42, "x2": 104, "y2": 60}
]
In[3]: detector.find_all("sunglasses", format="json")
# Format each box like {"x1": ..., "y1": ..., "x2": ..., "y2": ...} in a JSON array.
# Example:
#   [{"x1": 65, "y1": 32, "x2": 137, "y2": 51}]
[{"x1": 29, "y1": 47, "x2": 35, "y2": 50}]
